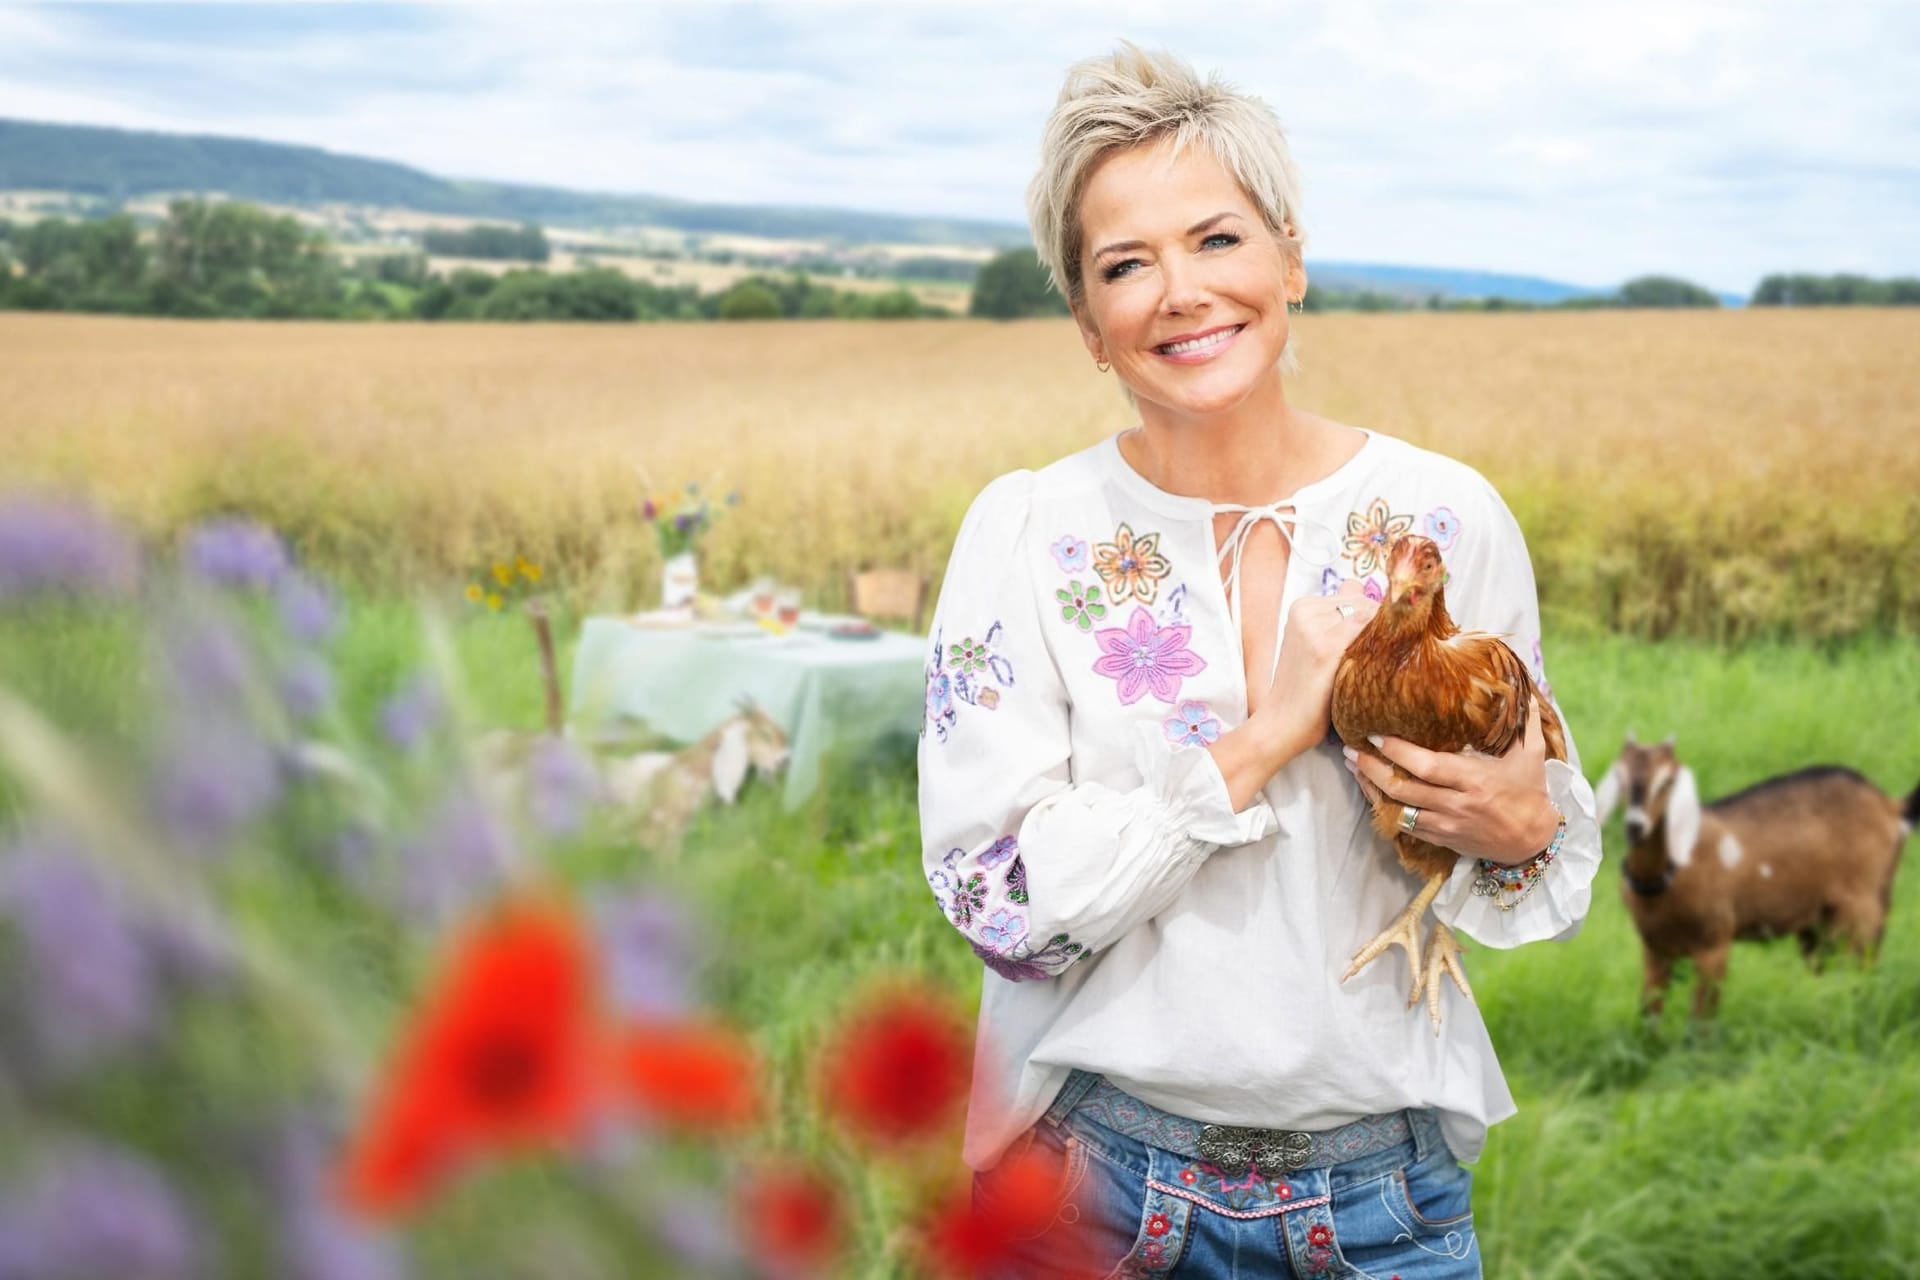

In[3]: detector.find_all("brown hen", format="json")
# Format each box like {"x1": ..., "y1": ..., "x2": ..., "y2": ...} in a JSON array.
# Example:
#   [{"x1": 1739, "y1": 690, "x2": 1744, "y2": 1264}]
[{"x1": 1330, "y1": 534, "x2": 1567, "y2": 1029}]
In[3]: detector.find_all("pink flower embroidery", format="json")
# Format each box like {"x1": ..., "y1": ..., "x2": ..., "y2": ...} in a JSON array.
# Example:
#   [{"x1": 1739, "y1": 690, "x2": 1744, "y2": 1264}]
[{"x1": 1092, "y1": 607, "x2": 1207, "y2": 706}]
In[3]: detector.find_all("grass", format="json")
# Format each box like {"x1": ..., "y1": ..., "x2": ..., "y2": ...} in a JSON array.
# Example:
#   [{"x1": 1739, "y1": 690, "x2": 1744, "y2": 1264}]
[{"x1": 2, "y1": 587, "x2": 1916, "y2": 1277}]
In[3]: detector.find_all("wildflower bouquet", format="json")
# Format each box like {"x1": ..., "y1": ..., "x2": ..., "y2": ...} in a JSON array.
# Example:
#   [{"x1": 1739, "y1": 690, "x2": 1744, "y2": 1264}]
[
  {"x1": 641, "y1": 483, "x2": 739, "y2": 561},
  {"x1": 467, "y1": 555, "x2": 562, "y2": 734}
]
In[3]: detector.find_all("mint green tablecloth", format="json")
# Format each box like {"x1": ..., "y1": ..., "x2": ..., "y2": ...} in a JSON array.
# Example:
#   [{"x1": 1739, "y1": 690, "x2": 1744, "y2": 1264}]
[{"x1": 567, "y1": 618, "x2": 929, "y2": 809}]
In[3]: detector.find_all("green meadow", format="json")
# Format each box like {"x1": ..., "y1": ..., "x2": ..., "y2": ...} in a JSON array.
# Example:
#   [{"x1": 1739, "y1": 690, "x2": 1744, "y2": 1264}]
[{"x1": 8, "y1": 593, "x2": 1911, "y2": 1279}]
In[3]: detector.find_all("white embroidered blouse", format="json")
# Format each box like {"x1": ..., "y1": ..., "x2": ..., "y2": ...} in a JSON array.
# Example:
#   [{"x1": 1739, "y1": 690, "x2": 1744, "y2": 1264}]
[{"x1": 916, "y1": 427, "x2": 1603, "y2": 1171}]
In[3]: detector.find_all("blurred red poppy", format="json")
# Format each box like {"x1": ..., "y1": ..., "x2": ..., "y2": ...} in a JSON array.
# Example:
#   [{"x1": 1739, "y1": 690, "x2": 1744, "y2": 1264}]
[
  {"x1": 614, "y1": 1019, "x2": 762, "y2": 1131},
  {"x1": 339, "y1": 897, "x2": 602, "y2": 1215},
  {"x1": 735, "y1": 1162, "x2": 844, "y2": 1276},
  {"x1": 818, "y1": 985, "x2": 971, "y2": 1146}
]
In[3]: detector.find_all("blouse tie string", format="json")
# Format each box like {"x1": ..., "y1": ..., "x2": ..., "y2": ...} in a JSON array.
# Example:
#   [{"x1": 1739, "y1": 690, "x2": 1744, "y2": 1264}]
[{"x1": 1209, "y1": 501, "x2": 1345, "y2": 689}]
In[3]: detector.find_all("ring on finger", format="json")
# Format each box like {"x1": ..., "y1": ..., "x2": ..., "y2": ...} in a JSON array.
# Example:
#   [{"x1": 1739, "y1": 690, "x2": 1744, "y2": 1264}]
[
  {"x1": 1335, "y1": 602, "x2": 1357, "y2": 618},
  {"x1": 1397, "y1": 804, "x2": 1421, "y2": 834}
]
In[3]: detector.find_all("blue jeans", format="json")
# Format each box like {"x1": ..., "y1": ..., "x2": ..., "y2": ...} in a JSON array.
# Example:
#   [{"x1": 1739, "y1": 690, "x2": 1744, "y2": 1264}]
[{"x1": 972, "y1": 1075, "x2": 1479, "y2": 1278}]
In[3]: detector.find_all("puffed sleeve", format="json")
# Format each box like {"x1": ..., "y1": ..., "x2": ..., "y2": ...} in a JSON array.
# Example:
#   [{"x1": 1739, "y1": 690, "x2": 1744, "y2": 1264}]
[
  {"x1": 918, "y1": 472, "x2": 1279, "y2": 981},
  {"x1": 1425, "y1": 474, "x2": 1603, "y2": 947}
]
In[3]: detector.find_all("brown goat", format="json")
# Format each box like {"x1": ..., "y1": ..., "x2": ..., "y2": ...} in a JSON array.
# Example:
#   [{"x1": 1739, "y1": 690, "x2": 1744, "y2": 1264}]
[{"x1": 1595, "y1": 733, "x2": 1917, "y2": 1018}]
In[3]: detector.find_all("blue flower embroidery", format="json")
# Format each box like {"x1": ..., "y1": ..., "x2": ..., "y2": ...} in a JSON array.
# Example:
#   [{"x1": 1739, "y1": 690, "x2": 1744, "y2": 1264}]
[
  {"x1": 1163, "y1": 700, "x2": 1222, "y2": 748},
  {"x1": 1050, "y1": 534, "x2": 1090, "y2": 573},
  {"x1": 1424, "y1": 505, "x2": 1461, "y2": 551},
  {"x1": 977, "y1": 907, "x2": 1026, "y2": 953}
]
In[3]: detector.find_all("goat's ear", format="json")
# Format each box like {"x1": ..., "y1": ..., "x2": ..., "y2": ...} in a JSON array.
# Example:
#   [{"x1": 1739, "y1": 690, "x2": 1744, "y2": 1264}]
[
  {"x1": 711, "y1": 721, "x2": 750, "y2": 805},
  {"x1": 1624, "y1": 726, "x2": 1637, "y2": 746},
  {"x1": 1665, "y1": 765, "x2": 1702, "y2": 868},
  {"x1": 1661, "y1": 732, "x2": 1676, "y2": 749},
  {"x1": 1593, "y1": 758, "x2": 1624, "y2": 826}
]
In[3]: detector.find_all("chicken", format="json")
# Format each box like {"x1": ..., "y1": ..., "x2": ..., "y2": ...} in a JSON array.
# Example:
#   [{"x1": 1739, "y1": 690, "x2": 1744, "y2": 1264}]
[{"x1": 1330, "y1": 533, "x2": 1567, "y2": 1029}]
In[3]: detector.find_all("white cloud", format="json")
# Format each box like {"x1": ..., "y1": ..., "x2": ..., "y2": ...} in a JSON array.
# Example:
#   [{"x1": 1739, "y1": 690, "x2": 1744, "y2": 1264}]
[{"x1": 0, "y1": 0, "x2": 1914, "y2": 292}]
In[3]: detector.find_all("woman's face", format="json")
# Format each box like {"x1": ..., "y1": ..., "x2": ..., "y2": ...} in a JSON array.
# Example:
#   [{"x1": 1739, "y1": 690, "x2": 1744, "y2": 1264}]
[{"x1": 1072, "y1": 137, "x2": 1305, "y2": 417}]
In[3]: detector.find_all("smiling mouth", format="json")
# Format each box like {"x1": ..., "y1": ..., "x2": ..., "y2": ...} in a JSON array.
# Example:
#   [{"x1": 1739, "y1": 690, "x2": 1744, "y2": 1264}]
[{"x1": 1155, "y1": 324, "x2": 1245, "y2": 358}]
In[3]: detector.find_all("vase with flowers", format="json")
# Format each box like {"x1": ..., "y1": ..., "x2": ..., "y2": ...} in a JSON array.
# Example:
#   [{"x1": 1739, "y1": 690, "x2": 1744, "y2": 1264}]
[{"x1": 642, "y1": 483, "x2": 738, "y2": 610}]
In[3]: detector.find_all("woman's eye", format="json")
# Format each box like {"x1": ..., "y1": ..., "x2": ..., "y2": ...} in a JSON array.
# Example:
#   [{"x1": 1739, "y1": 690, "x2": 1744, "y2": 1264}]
[{"x1": 1105, "y1": 237, "x2": 1236, "y2": 285}]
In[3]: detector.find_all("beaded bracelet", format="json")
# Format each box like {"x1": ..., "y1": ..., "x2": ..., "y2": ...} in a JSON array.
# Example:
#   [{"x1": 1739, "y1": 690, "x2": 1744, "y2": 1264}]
[{"x1": 1470, "y1": 800, "x2": 1567, "y2": 912}]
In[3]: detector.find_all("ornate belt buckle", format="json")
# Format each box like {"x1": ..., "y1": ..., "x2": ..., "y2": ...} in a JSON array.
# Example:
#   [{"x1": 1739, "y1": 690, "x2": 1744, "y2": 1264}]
[{"x1": 1197, "y1": 1125, "x2": 1315, "y2": 1179}]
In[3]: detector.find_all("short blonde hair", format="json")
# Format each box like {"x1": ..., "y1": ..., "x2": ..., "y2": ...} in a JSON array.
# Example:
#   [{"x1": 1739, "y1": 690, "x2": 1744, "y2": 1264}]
[{"x1": 1026, "y1": 42, "x2": 1307, "y2": 311}]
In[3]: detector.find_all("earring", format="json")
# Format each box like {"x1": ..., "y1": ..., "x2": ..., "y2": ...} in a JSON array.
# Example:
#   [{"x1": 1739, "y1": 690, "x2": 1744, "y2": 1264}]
[{"x1": 1095, "y1": 356, "x2": 1111, "y2": 373}]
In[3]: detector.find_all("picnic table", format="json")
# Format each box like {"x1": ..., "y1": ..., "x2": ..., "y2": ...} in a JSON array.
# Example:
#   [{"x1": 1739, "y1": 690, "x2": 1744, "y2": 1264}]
[{"x1": 567, "y1": 612, "x2": 930, "y2": 809}]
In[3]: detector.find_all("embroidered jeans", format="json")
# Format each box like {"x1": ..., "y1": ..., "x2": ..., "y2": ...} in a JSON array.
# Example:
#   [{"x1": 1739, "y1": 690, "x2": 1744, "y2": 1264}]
[{"x1": 971, "y1": 1083, "x2": 1479, "y2": 1279}]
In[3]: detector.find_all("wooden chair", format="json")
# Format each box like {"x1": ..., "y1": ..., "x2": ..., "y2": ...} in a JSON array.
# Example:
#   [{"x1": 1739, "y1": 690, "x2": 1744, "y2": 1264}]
[{"x1": 846, "y1": 567, "x2": 928, "y2": 632}]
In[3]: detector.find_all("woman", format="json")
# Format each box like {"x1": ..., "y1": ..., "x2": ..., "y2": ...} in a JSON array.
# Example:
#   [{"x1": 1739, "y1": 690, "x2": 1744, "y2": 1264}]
[{"x1": 917, "y1": 43, "x2": 1603, "y2": 1278}]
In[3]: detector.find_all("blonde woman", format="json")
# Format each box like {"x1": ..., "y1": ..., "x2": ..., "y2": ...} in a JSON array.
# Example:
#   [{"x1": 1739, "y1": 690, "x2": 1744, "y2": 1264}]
[{"x1": 918, "y1": 44, "x2": 1603, "y2": 1278}]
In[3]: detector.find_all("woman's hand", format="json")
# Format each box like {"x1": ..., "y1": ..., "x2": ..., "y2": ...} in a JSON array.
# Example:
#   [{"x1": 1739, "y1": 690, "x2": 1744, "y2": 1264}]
[
  {"x1": 1342, "y1": 701, "x2": 1562, "y2": 865},
  {"x1": 1252, "y1": 578, "x2": 1380, "y2": 763},
  {"x1": 1207, "y1": 580, "x2": 1378, "y2": 813}
]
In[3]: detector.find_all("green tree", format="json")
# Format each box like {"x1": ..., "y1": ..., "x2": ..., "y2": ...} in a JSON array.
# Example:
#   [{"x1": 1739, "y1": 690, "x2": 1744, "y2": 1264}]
[
  {"x1": 717, "y1": 280, "x2": 781, "y2": 320},
  {"x1": 969, "y1": 247, "x2": 1069, "y2": 319},
  {"x1": 1616, "y1": 275, "x2": 1720, "y2": 308}
]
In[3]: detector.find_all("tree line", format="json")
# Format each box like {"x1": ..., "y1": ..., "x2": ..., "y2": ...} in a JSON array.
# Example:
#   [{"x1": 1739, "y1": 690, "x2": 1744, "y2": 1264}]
[{"x1": 0, "y1": 201, "x2": 945, "y2": 321}]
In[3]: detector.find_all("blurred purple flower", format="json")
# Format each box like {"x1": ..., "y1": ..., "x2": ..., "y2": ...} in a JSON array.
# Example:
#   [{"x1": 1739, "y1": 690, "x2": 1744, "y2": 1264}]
[
  {"x1": 592, "y1": 889, "x2": 695, "y2": 1019},
  {"x1": 402, "y1": 787, "x2": 513, "y2": 923},
  {"x1": 0, "y1": 840, "x2": 158, "y2": 1070},
  {"x1": 277, "y1": 573, "x2": 338, "y2": 644},
  {"x1": 651, "y1": 1190, "x2": 739, "y2": 1270},
  {"x1": 0, "y1": 495, "x2": 139, "y2": 601},
  {"x1": 269, "y1": 1117, "x2": 408, "y2": 1280},
  {"x1": 279, "y1": 653, "x2": 335, "y2": 724},
  {"x1": 0, "y1": 1141, "x2": 200, "y2": 1280},
  {"x1": 378, "y1": 676, "x2": 444, "y2": 752},
  {"x1": 527, "y1": 737, "x2": 603, "y2": 839},
  {"x1": 673, "y1": 512, "x2": 693, "y2": 534},
  {"x1": 641, "y1": 498, "x2": 657, "y2": 520},
  {"x1": 158, "y1": 612, "x2": 255, "y2": 706},
  {"x1": 183, "y1": 517, "x2": 289, "y2": 590},
  {"x1": 151, "y1": 720, "x2": 282, "y2": 851}
]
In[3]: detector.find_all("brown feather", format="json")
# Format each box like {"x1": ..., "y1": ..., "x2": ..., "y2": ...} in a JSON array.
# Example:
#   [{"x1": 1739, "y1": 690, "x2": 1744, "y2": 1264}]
[{"x1": 1331, "y1": 536, "x2": 1568, "y2": 882}]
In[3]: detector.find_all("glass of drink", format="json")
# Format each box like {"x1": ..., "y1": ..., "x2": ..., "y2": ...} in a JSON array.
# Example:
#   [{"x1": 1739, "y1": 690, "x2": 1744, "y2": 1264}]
[
  {"x1": 751, "y1": 576, "x2": 776, "y2": 618},
  {"x1": 776, "y1": 587, "x2": 802, "y2": 629}
]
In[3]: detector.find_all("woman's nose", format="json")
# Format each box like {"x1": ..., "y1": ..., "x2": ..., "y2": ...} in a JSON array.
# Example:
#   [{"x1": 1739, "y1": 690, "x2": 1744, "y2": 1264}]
[{"x1": 1158, "y1": 256, "x2": 1211, "y2": 315}]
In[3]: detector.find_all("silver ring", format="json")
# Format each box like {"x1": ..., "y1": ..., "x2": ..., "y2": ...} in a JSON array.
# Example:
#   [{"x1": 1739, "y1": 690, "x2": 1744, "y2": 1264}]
[
  {"x1": 1336, "y1": 603, "x2": 1357, "y2": 618},
  {"x1": 1397, "y1": 804, "x2": 1421, "y2": 834}
]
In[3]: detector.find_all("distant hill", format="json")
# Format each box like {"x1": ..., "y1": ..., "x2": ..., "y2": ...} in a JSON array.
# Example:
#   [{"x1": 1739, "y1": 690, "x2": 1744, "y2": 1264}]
[
  {"x1": 0, "y1": 118, "x2": 1034, "y2": 249},
  {"x1": 1310, "y1": 261, "x2": 1605, "y2": 305},
  {"x1": 1, "y1": 116, "x2": 1724, "y2": 302}
]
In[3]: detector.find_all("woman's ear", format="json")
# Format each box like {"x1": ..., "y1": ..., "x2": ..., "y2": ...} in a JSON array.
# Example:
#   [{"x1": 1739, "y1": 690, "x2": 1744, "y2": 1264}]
[
  {"x1": 1071, "y1": 303, "x2": 1105, "y2": 364},
  {"x1": 1287, "y1": 258, "x2": 1309, "y2": 307}
]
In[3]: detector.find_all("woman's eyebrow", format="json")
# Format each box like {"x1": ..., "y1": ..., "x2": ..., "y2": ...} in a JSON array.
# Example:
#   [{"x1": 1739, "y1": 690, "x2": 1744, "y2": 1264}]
[{"x1": 1091, "y1": 211, "x2": 1242, "y2": 260}]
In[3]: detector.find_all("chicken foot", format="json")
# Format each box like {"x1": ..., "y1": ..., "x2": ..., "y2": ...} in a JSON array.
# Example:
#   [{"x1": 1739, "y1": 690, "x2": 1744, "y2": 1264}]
[
  {"x1": 1418, "y1": 920, "x2": 1476, "y2": 1033},
  {"x1": 1341, "y1": 873, "x2": 1446, "y2": 997}
]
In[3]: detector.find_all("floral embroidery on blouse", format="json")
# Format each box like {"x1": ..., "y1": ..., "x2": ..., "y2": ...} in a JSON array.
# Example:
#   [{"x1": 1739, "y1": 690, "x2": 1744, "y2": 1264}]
[
  {"x1": 1530, "y1": 635, "x2": 1554, "y2": 703},
  {"x1": 1423, "y1": 504, "x2": 1461, "y2": 551},
  {"x1": 1163, "y1": 700, "x2": 1222, "y2": 748},
  {"x1": 1092, "y1": 606, "x2": 1208, "y2": 706},
  {"x1": 922, "y1": 629, "x2": 956, "y2": 743},
  {"x1": 1005, "y1": 856, "x2": 1028, "y2": 904},
  {"x1": 1154, "y1": 581, "x2": 1190, "y2": 629},
  {"x1": 1319, "y1": 566, "x2": 1385, "y2": 601},
  {"x1": 1342, "y1": 497, "x2": 1415, "y2": 576},
  {"x1": 1092, "y1": 523, "x2": 1172, "y2": 606},
  {"x1": 977, "y1": 907, "x2": 1025, "y2": 952},
  {"x1": 1049, "y1": 534, "x2": 1090, "y2": 573},
  {"x1": 930, "y1": 841, "x2": 1089, "y2": 981},
  {"x1": 1055, "y1": 579, "x2": 1108, "y2": 632}
]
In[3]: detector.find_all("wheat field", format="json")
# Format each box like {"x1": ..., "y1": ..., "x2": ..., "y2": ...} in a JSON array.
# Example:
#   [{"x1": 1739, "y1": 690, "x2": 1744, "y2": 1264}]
[{"x1": 3, "y1": 309, "x2": 1916, "y2": 638}]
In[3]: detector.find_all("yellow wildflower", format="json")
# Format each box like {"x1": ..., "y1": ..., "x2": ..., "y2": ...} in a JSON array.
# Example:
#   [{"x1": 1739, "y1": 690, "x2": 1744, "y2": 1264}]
[
  {"x1": 517, "y1": 557, "x2": 543, "y2": 583},
  {"x1": 465, "y1": 583, "x2": 485, "y2": 603},
  {"x1": 486, "y1": 592, "x2": 504, "y2": 611},
  {"x1": 491, "y1": 562, "x2": 514, "y2": 587}
]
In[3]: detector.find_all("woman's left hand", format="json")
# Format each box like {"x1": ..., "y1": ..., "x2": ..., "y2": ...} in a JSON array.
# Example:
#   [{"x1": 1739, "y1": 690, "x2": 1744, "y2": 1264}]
[{"x1": 1343, "y1": 703, "x2": 1560, "y2": 865}]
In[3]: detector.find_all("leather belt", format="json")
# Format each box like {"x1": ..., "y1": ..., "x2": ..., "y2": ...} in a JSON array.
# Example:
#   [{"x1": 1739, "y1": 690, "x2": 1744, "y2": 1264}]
[{"x1": 1050, "y1": 1070, "x2": 1418, "y2": 1180}]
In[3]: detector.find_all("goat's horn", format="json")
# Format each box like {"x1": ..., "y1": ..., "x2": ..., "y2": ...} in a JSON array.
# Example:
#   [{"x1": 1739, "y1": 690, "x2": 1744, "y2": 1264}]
[
  {"x1": 1624, "y1": 727, "x2": 1637, "y2": 746},
  {"x1": 1661, "y1": 732, "x2": 1676, "y2": 748}
]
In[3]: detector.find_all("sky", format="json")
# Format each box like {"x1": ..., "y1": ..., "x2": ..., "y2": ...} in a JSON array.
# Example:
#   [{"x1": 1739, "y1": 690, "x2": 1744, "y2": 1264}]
[{"x1": 0, "y1": 1, "x2": 1915, "y2": 293}]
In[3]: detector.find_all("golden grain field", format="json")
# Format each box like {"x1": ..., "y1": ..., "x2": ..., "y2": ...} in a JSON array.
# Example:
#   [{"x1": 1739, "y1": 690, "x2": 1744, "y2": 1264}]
[{"x1": 3, "y1": 309, "x2": 1916, "y2": 639}]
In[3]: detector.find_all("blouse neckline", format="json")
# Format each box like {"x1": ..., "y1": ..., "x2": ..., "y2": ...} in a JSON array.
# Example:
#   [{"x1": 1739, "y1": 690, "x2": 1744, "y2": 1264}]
[{"x1": 1097, "y1": 426, "x2": 1380, "y2": 521}]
